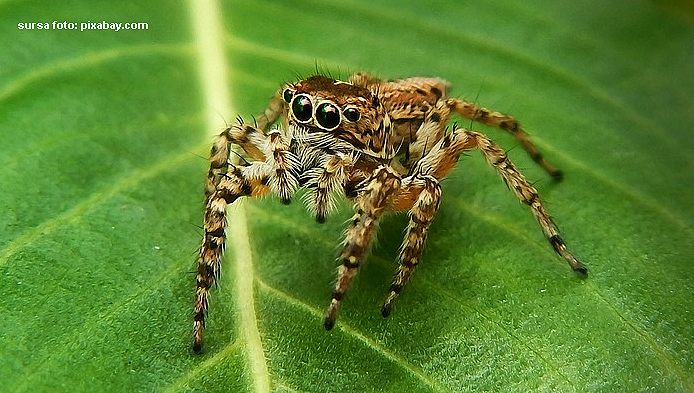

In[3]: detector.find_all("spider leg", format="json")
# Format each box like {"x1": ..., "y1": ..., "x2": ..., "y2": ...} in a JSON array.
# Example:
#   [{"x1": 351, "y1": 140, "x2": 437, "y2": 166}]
[
  {"x1": 207, "y1": 122, "x2": 269, "y2": 189},
  {"x1": 255, "y1": 92, "x2": 286, "y2": 133},
  {"x1": 193, "y1": 163, "x2": 270, "y2": 353},
  {"x1": 431, "y1": 129, "x2": 586, "y2": 274},
  {"x1": 468, "y1": 130, "x2": 586, "y2": 273},
  {"x1": 194, "y1": 127, "x2": 298, "y2": 353},
  {"x1": 447, "y1": 98, "x2": 564, "y2": 180},
  {"x1": 378, "y1": 128, "x2": 585, "y2": 319},
  {"x1": 382, "y1": 175, "x2": 441, "y2": 316},
  {"x1": 303, "y1": 152, "x2": 354, "y2": 223},
  {"x1": 265, "y1": 131, "x2": 300, "y2": 204},
  {"x1": 211, "y1": 91, "x2": 286, "y2": 171},
  {"x1": 324, "y1": 165, "x2": 401, "y2": 330}
]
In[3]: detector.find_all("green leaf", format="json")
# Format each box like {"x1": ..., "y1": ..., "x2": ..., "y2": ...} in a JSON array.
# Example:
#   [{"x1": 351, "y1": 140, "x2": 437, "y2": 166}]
[{"x1": 1, "y1": 0, "x2": 693, "y2": 392}]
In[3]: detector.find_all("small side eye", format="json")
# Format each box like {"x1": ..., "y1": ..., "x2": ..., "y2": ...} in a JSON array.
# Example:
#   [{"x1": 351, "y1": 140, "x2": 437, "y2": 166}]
[
  {"x1": 343, "y1": 107, "x2": 360, "y2": 122},
  {"x1": 282, "y1": 88, "x2": 294, "y2": 103},
  {"x1": 291, "y1": 94, "x2": 313, "y2": 122},
  {"x1": 316, "y1": 102, "x2": 341, "y2": 130}
]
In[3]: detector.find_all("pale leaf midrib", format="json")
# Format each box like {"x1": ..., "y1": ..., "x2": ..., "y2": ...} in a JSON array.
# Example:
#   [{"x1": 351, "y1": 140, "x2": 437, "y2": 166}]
[{"x1": 188, "y1": 0, "x2": 270, "y2": 392}]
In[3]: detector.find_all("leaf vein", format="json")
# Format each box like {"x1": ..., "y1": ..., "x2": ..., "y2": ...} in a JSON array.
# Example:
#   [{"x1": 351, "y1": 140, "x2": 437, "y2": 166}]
[
  {"x1": 0, "y1": 43, "x2": 193, "y2": 105},
  {"x1": 14, "y1": 261, "x2": 183, "y2": 393},
  {"x1": 256, "y1": 278, "x2": 453, "y2": 393},
  {"x1": 0, "y1": 148, "x2": 198, "y2": 268}
]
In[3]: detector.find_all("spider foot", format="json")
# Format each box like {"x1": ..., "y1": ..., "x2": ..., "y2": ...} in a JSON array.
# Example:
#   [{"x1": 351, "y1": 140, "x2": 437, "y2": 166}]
[
  {"x1": 381, "y1": 305, "x2": 392, "y2": 318},
  {"x1": 550, "y1": 169, "x2": 564, "y2": 182},
  {"x1": 192, "y1": 340, "x2": 204, "y2": 354},
  {"x1": 324, "y1": 295, "x2": 340, "y2": 330},
  {"x1": 381, "y1": 290, "x2": 399, "y2": 318},
  {"x1": 323, "y1": 316, "x2": 335, "y2": 331},
  {"x1": 572, "y1": 263, "x2": 588, "y2": 278}
]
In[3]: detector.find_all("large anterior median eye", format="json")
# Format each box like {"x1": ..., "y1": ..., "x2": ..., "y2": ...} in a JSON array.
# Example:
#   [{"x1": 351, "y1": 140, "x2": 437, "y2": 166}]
[
  {"x1": 291, "y1": 94, "x2": 313, "y2": 122},
  {"x1": 316, "y1": 102, "x2": 341, "y2": 130}
]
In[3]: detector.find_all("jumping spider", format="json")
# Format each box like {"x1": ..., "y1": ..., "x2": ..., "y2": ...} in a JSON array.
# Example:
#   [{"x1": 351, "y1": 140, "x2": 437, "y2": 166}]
[{"x1": 192, "y1": 72, "x2": 587, "y2": 352}]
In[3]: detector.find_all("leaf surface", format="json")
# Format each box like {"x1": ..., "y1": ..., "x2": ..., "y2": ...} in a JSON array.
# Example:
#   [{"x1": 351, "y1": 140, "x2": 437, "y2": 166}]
[{"x1": 1, "y1": 0, "x2": 693, "y2": 392}]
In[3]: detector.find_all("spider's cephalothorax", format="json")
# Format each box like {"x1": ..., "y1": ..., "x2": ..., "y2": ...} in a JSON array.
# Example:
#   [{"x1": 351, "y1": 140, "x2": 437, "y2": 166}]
[
  {"x1": 284, "y1": 75, "x2": 395, "y2": 159},
  {"x1": 192, "y1": 72, "x2": 587, "y2": 353}
]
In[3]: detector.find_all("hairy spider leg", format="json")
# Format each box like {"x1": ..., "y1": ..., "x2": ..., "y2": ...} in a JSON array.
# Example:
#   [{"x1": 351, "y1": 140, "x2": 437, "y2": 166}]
[
  {"x1": 193, "y1": 124, "x2": 298, "y2": 353},
  {"x1": 468, "y1": 130, "x2": 586, "y2": 273},
  {"x1": 447, "y1": 98, "x2": 564, "y2": 180},
  {"x1": 302, "y1": 152, "x2": 354, "y2": 223},
  {"x1": 324, "y1": 165, "x2": 401, "y2": 330},
  {"x1": 382, "y1": 175, "x2": 441, "y2": 316},
  {"x1": 194, "y1": 164, "x2": 259, "y2": 353},
  {"x1": 255, "y1": 92, "x2": 286, "y2": 133},
  {"x1": 380, "y1": 127, "x2": 586, "y2": 316},
  {"x1": 380, "y1": 106, "x2": 450, "y2": 315}
]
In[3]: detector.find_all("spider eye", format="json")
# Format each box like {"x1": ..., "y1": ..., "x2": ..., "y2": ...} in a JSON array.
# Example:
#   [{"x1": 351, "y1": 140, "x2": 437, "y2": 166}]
[
  {"x1": 343, "y1": 107, "x2": 360, "y2": 122},
  {"x1": 316, "y1": 102, "x2": 341, "y2": 130},
  {"x1": 282, "y1": 88, "x2": 293, "y2": 103},
  {"x1": 291, "y1": 94, "x2": 313, "y2": 122}
]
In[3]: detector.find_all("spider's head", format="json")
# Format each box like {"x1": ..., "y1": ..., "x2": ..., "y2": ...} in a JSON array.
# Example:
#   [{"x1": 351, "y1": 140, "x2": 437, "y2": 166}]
[{"x1": 282, "y1": 75, "x2": 394, "y2": 159}]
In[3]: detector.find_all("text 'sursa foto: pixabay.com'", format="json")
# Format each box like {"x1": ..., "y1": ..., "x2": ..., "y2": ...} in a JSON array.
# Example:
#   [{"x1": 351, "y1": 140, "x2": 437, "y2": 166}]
[{"x1": 17, "y1": 20, "x2": 149, "y2": 32}]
